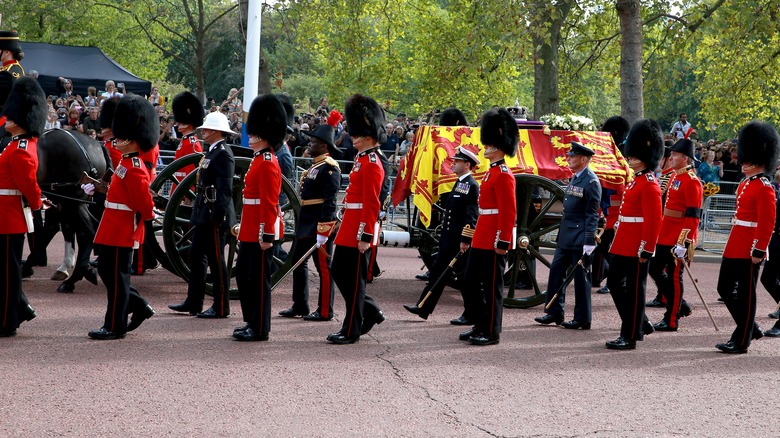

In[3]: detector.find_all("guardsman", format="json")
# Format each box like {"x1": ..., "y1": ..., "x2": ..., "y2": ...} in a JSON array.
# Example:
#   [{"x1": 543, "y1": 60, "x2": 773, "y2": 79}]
[
  {"x1": 0, "y1": 77, "x2": 45, "y2": 337},
  {"x1": 714, "y1": 121, "x2": 778, "y2": 354},
  {"x1": 534, "y1": 142, "x2": 600, "y2": 329},
  {"x1": 646, "y1": 142, "x2": 674, "y2": 308},
  {"x1": 171, "y1": 91, "x2": 205, "y2": 186},
  {"x1": 403, "y1": 145, "x2": 480, "y2": 322},
  {"x1": 326, "y1": 94, "x2": 387, "y2": 345},
  {"x1": 279, "y1": 110, "x2": 342, "y2": 321},
  {"x1": 87, "y1": 95, "x2": 157, "y2": 340},
  {"x1": 232, "y1": 94, "x2": 288, "y2": 342},
  {"x1": 760, "y1": 169, "x2": 780, "y2": 336},
  {"x1": 458, "y1": 108, "x2": 518, "y2": 346},
  {"x1": 0, "y1": 30, "x2": 25, "y2": 116},
  {"x1": 648, "y1": 139, "x2": 702, "y2": 331},
  {"x1": 168, "y1": 111, "x2": 236, "y2": 318},
  {"x1": 605, "y1": 119, "x2": 664, "y2": 350}
]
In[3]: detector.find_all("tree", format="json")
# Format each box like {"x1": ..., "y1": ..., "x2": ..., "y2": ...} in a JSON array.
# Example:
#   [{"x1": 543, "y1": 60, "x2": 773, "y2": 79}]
[{"x1": 530, "y1": 0, "x2": 576, "y2": 119}]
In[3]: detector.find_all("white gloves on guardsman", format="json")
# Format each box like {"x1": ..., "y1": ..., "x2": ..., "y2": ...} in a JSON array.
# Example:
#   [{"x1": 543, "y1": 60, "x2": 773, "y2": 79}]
[
  {"x1": 81, "y1": 183, "x2": 95, "y2": 196},
  {"x1": 673, "y1": 244, "x2": 687, "y2": 259},
  {"x1": 316, "y1": 234, "x2": 328, "y2": 247},
  {"x1": 583, "y1": 244, "x2": 596, "y2": 256}
]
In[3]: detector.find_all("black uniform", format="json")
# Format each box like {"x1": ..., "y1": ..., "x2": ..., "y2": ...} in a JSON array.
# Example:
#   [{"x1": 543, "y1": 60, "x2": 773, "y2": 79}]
[
  {"x1": 0, "y1": 60, "x2": 24, "y2": 114},
  {"x1": 759, "y1": 183, "x2": 780, "y2": 333}
]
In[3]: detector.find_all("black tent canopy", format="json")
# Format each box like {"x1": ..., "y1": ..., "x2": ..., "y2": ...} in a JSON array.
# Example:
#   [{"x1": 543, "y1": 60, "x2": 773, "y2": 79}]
[{"x1": 21, "y1": 41, "x2": 152, "y2": 100}]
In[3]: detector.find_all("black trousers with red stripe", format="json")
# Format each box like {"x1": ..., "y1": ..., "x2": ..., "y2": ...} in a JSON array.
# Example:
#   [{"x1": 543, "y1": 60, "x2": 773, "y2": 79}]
[
  {"x1": 607, "y1": 254, "x2": 651, "y2": 342},
  {"x1": 185, "y1": 222, "x2": 230, "y2": 316},
  {"x1": 236, "y1": 242, "x2": 273, "y2": 335},
  {"x1": 415, "y1": 245, "x2": 468, "y2": 317},
  {"x1": 760, "y1": 235, "x2": 780, "y2": 303},
  {"x1": 590, "y1": 228, "x2": 614, "y2": 286},
  {"x1": 291, "y1": 235, "x2": 335, "y2": 317},
  {"x1": 463, "y1": 248, "x2": 506, "y2": 336},
  {"x1": 1, "y1": 234, "x2": 25, "y2": 332},
  {"x1": 717, "y1": 257, "x2": 761, "y2": 349},
  {"x1": 648, "y1": 244, "x2": 685, "y2": 328},
  {"x1": 331, "y1": 245, "x2": 382, "y2": 339},
  {"x1": 97, "y1": 245, "x2": 149, "y2": 334}
]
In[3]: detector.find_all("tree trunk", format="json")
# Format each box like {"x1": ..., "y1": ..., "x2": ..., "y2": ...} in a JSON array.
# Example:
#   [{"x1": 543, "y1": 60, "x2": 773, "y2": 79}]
[
  {"x1": 616, "y1": 0, "x2": 644, "y2": 124},
  {"x1": 531, "y1": 1, "x2": 574, "y2": 119}
]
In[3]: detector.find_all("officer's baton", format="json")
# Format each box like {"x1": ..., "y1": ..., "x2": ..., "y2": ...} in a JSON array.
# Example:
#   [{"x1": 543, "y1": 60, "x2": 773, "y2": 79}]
[
  {"x1": 418, "y1": 251, "x2": 464, "y2": 308},
  {"x1": 271, "y1": 243, "x2": 319, "y2": 291},
  {"x1": 545, "y1": 255, "x2": 590, "y2": 310},
  {"x1": 682, "y1": 258, "x2": 719, "y2": 331}
]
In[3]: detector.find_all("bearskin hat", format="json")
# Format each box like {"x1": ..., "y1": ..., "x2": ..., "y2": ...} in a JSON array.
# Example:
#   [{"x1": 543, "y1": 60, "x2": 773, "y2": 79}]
[
  {"x1": 479, "y1": 108, "x2": 518, "y2": 157},
  {"x1": 439, "y1": 107, "x2": 468, "y2": 127},
  {"x1": 100, "y1": 96, "x2": 120, "y2": 130},
  {"x1": 671, "y1": 138, "x2": 695, "y2": 161},
  {"x1": 275, "y1": 93, "x2": 295, "y2": 134},
  {"x1": 0, "y1": 30, "x2": 22, "y2": 54},
  {"x1": 623, "y1": 118, "x2": 664, "y2": 170},
  {"x1": 737, "y1": 120, "x2": 780, "y2": 172},
  {"x1": 112, "y1": 95, "x2": 159, "y2": 152},
  {"x1": 2, "y1": 76, "x2": 47, "y2": 137},
  {"x1": 345, "y1": 94, "x2": 387, "y2": 144},
  {"x1": 172, "y1": 91, "x2": 205, "y2": 127},
  {"x1": 246, "y1": 94, "x2": 288, "y2": 149},
  {"x1": 305, "y1": 109, "x2": 343, "y2": 152},
  {"x1": 601, "y1": 115, "x2": 630, "y2": 149}
]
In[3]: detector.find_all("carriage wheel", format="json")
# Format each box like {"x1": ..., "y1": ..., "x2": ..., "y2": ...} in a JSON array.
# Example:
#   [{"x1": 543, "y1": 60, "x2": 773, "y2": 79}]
[
  {"x1": 503, "y1": 174, "x2": 565, "y2": 308},
  {"x1": 161, "y1": 156, "x2": 301, "y2": 298}
]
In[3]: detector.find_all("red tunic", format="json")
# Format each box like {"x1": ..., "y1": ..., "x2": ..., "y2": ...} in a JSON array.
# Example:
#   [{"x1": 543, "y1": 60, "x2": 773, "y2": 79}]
[
  {"x1": 173, "y1": 134, "x2": 203, "y2": 181},
  {"x1": 238, "y1": 149, "x2": 282, "y2": 243},
  {"x1": 105, "y1": 139, "x2": 122, "y2": 171},
  {"x1": 0, "y1": 135, "x2": 43, "y2": 234},
  {"x1": 471, "y1": 159, "x2": 516, "y2": 251},
  {"x1": 335, "y1": 148, "x2": 384, "y2": 248},
  {"x1": 139, "y1": 144, "x2": 160, "y2": 179},
  {"x1": 723, "y1": 174, "x2": 776, "y2": 259},
  {"x1": 94, "y1": 154, "x2": 154, "y2": 248},
  {"x1": 657, "y1": 167, "x2": 703, "y2": 246},
  {"x1": 609, "y1": 169, "x2": 663, "y2": 258}
]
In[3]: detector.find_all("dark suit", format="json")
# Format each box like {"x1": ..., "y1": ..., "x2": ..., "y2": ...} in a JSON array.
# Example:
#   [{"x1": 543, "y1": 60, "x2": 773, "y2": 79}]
[{"x1": 543, "y1": 167, "x2": 601, "y2": 322}]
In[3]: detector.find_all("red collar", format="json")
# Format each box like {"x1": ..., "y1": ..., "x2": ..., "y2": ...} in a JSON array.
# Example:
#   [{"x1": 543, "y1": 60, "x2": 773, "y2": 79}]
[{"x1": 2, "y1": 60, "x2": 19, "y2": 67}]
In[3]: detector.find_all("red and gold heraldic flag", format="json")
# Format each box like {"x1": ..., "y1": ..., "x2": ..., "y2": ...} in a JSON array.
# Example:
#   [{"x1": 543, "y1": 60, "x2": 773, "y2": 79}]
[{"x1": 391, "y1": 125, "x2": 631, "y2": 227}]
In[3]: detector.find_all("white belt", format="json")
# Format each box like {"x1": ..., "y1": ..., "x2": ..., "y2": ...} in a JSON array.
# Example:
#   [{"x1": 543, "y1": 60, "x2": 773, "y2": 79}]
[
  {"x1": 733, "y1": 219, "x2": 758, "y2": 228},
  {"x1": 243, "y1": 197, "x2": 261, "y2": 205},
  {"x1": 479, "y1": 208, "x2": 499, "y2": 215},
  {"x1": 173, "y1": 171, "x2": 187, "y2": 177},
  {"x1": 105, "y1": 201, "x2": 132, "y2": 211},
  {"x1": 343, "y1": 203, "x2": 363, "y2": 209},
  {"x1": 618, "y1": 216, "x2": 644, "y2": 223},
  {"x1": 0, "y1": 189, "x2": 22, "y2": 196}
]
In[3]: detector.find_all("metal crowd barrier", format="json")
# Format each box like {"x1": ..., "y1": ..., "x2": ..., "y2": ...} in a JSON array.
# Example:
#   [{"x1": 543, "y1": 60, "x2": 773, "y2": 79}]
[{"x1": 698, "y1": 194, "x2": 737, "y2": 253}]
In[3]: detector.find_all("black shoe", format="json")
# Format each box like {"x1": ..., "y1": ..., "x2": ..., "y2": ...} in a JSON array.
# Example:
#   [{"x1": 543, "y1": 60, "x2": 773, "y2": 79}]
[
  {"x1": 679, "y1": 304, "x2": 693, "y2": 318},
  {"x1": 469, "y1": 333, "x2": 500, "y2": 345},
  {"x1": 561, "y1": 320, "x2": 591, "y2": 330},
  {"x1": 606, "y1": 337, "x2": 636, "y2": 350},
  {"x1": 653, "y1": 320, "x2": 677, "y2": 332},
  {"x1": 534, "y1": 314, "x2": 564, "y2": 325},
  {"x1": 21, "y1": 266, "x2": 34, "y2": 279},
  {"x1": 197, "y1": 307, "x2": 229, "y2": 319},
  {"x1": 459, "y1": 327, "x2": 478, "y2": 341},
  {"x1": 302, "y1": 311, "x2": 334, "y2": 322},
  {"x1": 127, "y1": 305, "x2": 155, "y2": 332},
  {"x1": 168, "y1": 302, "x2": 200, "y2": 315},
  {"x1": 0, "y1": 329, "x2": 17, "y2": 337},
  {"x1": 234, "y1": 324, "x2": 250, "y2": 334},
  {"x1": 361, "y1": 310, "x2": 385, "y2": 335},
  {"x1": 643, "y1": 320, "x2": 655, "y2": 335},
  {"x1": 450, "y1": 315, "x2": 473, "y2": 326},
  {"x1": 89, "y1": 259, "x2": 99, "y2": 268},
  {"x1": 22, "y1": 305, "x2": 37, "y2": 322},
  {"x1": 327, "y1": 333, "x2": 359, "y2": 344},
  {"x1": 233, "y1": 327, "x2": 269, "y2": 342},
  {"x1": 764, "y1": 326, "x2": 780, "y2": 337},
  {"x1": 753, "y1": 327, "x2": 764, "y2": 341},
  {"x1": 88, "y1": 327, "x2": 125, "y2": 340},
  {"x1": 715, "y1": 341, "x2": 732, "y2": 352},
  {"x1": 84, "y1": 268, "x2": 99, "y2": 285},
  {"x1": 596, "y1": 286, "x2": 610, "y2": 294},
  {"x1": 646, "y1": 298, "x2": 665, "y2": 308},
  {"x1": 415, "y1": 271, "x2": 430, "y2": 281},
  {"x1": 278, "y1": 307, "x2": 308, "y2": 318},
  {"x1": 403, "y1": 304, "x2": 429, "y2": 320},
  {"x1": 718, "y1": 341, "x2": 748, "y2": 354},
  {"x1": 769, "y1": 309, "x2": 780, "y2": 319},
  {"x1": 57, "y1": 282, "x2": 75, "y2": 293}
]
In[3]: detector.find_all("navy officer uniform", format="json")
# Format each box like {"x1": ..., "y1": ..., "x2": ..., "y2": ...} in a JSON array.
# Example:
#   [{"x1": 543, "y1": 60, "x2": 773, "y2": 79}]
[{"x1": 535, "y1": 142, "x2": 601, "y2": 329}]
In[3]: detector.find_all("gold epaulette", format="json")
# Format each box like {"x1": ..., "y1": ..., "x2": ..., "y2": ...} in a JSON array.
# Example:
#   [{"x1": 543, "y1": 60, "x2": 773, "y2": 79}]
[
  {"x1": 324, "y1": 156, "x2": 339, "y2": 168},
  {"x1": 317, "y1": 221, "x2": 337, "y2": 235}
]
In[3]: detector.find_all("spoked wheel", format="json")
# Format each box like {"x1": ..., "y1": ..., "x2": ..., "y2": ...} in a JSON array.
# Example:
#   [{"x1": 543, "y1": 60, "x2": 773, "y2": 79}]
[
  {"x1": 503, "y1": 174, "x2": 565, "y2": 308},
  {"x1": 161, "y1": 154, "x2": 300, "y2": 298}
]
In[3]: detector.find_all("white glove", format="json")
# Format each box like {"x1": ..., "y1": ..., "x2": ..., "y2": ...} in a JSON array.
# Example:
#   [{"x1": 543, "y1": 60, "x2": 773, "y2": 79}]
[
  {"x1": 316, "y1": 234, "x2": 329, "y2": 247},
  {"x1": 81, "y1": 183, "x2": 95, "y2": 196},
  {"x1": 378, "y1": 211, "x2": 387, "y2": 220},
  {"x1": 673, "y1": 244, "x2": 687, "y2": 259},
  {"x1": 583, "y1": 245, "x2": 596, "y2": 256}
]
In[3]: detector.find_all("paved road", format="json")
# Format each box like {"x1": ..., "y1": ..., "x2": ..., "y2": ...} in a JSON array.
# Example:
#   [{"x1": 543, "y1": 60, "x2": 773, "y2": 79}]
[{"x1": 2, "y1": 244, "x2": 779, "y2": 437}]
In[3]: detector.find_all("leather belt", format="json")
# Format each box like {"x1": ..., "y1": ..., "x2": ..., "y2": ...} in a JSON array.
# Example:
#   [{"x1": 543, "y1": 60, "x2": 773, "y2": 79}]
[
  {"x1": 243, "y1": 197, "x2": 261, "y2": 205},
  {"x1": 343, "y1": 203, "x2": 363, "y2": 209},
  {"x1": 732, "y1": 218, "x2": 758, "y2": 228},
  {"x1": 0, "y1": 189, "x2": 22, "y2": 196},
  {"x1": 479, "y1": 208, "x2": 499, "y2": 215},
  {"x1": 663, "y1": 208, "x2": 684, "y2": 218},
  {"x1": 618, "y1": 215, "x2": 644, "y2": 223},
  {"x1": 105, "y1": 201, "x2": 132, "y2": 211},
  {"x1": 301, "y1": 198, "x2": 325, "y2": 206}
]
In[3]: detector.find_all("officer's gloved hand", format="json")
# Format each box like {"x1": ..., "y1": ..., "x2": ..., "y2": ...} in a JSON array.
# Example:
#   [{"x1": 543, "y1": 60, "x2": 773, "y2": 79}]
[
  {"x1": 673, "y1": 244, "x2": 687, "y2": 259},
  {"x1": 81, "y1": 183, "x2": 95, "y2": 196},
  {"x1": 378, "y1": 211, "x2": 387, "y2": 221},
  {"x1": 316, "y1": 234, "x2": 328, "y2": 247},
  {"x1": 583, "y1": 244, "x2": 596, "y2": 256}
]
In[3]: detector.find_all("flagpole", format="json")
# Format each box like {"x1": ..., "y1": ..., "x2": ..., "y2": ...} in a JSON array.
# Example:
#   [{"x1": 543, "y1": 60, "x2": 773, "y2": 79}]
[{"x1": 241, "y1": 0, "x2": 262, "y2": 147}]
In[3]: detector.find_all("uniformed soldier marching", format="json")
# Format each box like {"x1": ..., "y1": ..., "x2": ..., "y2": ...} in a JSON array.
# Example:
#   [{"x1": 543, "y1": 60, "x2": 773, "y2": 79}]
[
  {"x1": 326, "y1": 94, "x2": 387, "y2": 345},
  {"x1": 279, "y1": 110, "x2": 342, "y2": 321},
  {"x1": 760, "y1": 171, "x2": 780, "y2": 336},
  {"x1": 535, "y1": 142, "x2": 600, "y2": 329},
  {"x1": 0, "y1": 76, "x2": 46, "y2": 337},
  {"x1": 171, "y1": 91, "x2": 204, "y2": 186},
  {"x1": 88, "y1": 95, "x2": 157, "y2": 340},
  {"x1": 403, "y1": 145, "x2": 480, "y2": 322},
  {"x1": 458, "y1": 108, "x2": 518, "y2": 346},
  {"x1": 605, "y1": 119, "x2": 664, "y2": 350},
  {"x1": 648, "y1": 139, "x2": 702, "y2": 331},
  {"x1": 233, "y1": 94, "x2": 288, "y2": 341},
  {"x1": 714, "y1": 121, "x2": 778, "y2": 354},
  {"x1": 168, "y1": 111, "x2": 236, "y2": 318},
  {"x1": 646, "y1": 143, "x2": 674, "y2": 308}
]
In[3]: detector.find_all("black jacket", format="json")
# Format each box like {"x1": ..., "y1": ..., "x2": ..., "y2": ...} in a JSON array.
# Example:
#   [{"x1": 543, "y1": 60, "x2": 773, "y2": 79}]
[{"x1": 191, "y1": 140, "x2": 236, "y2": 228}]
